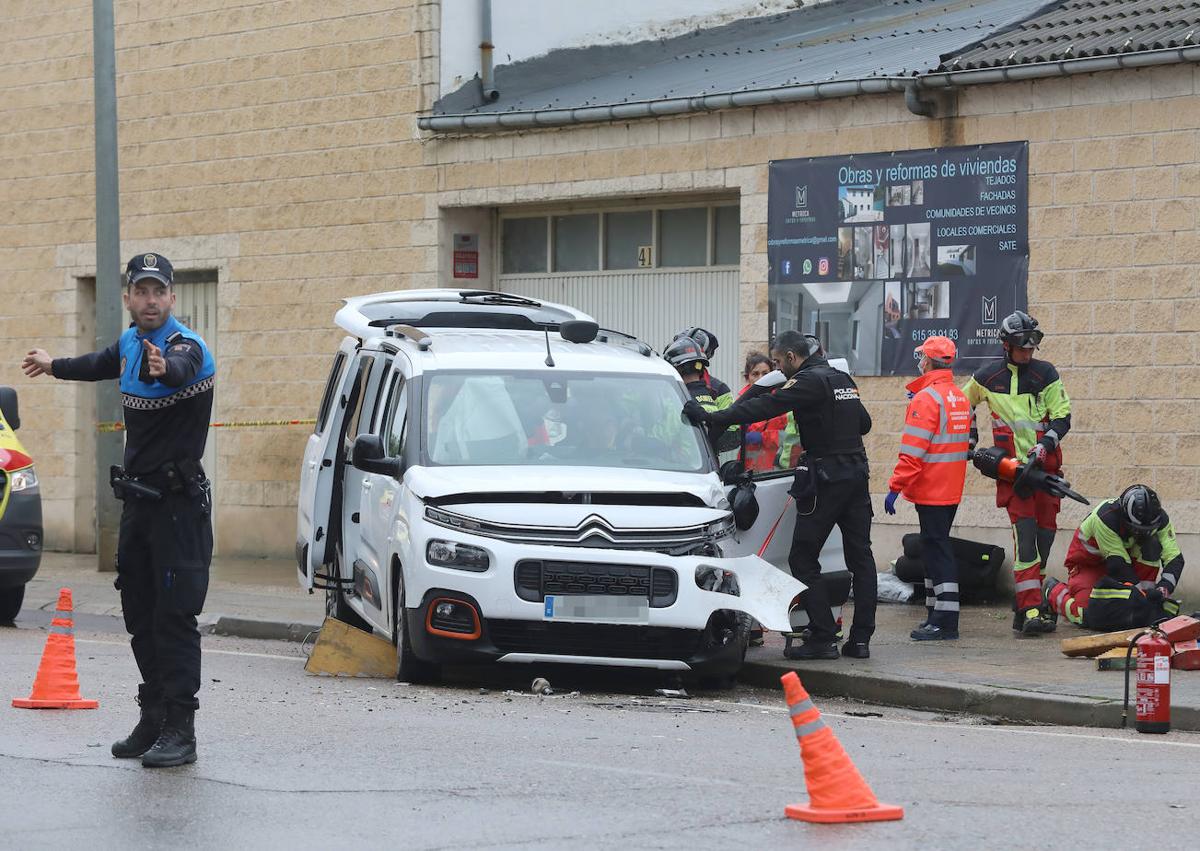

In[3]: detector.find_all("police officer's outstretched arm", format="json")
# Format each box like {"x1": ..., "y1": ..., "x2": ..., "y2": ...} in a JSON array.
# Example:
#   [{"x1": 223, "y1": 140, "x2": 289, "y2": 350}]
[
  {"x1": 22, "y1": 344, "x2": 120, "y2": 381},
  {"x1": 157, "y1": 336, "x2": 205, "y2": 387},
  {"x1": 707, "y1": 377, "x2": 821, "y2": 429}
]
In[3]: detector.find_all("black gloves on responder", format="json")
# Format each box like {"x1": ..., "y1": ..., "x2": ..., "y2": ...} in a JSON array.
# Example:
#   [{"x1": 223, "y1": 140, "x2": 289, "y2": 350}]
[{"x1": 682, "y1": 399, "x2": 712, "y2": 426}]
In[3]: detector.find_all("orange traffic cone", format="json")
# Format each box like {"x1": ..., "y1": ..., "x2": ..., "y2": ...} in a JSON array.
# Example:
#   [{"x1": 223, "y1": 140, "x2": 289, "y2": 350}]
[
  {"x1": 12, "y1": 588, "x2": 99, "y2": 710},
  {"x1": 780, "y1": 671, "x2": 901, "y2": 824}
]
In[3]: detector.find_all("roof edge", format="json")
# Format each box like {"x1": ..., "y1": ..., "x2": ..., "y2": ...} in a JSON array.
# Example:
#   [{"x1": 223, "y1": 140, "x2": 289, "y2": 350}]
[{"x1": 418, "y1": 45, "x2": 1200, "y2": 135}]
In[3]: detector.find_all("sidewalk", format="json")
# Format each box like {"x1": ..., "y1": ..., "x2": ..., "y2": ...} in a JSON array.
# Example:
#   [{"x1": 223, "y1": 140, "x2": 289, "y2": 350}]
[
  {"x1": 23, "y1": 552, "x2": 324, "y2": 642},
  {"x1": 740, "y1": 601, "x2": 1200, "y2": 731},
  {"x1": 20, "y1": 554, "x2": 1200, "y2": 731}
]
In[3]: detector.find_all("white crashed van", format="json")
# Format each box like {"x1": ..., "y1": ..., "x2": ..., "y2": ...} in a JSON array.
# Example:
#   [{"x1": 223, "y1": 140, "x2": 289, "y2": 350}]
[{"x1": 296, "y1": 290, "x2": 848, "y2": 684}]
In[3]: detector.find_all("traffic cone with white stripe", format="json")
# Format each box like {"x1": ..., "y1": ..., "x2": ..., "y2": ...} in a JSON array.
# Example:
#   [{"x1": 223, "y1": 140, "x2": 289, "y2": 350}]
[
  {"x1": 781, "y1": 671, "x2": 901, "y2": 823},
  {"x1": 12, "y1": 588, "x2": 99, "y2": 709}
]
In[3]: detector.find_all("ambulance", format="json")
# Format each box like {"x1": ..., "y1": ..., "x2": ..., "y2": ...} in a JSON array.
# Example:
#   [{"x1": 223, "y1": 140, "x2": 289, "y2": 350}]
[{"x1": 0, "y1": 388, "x2": 43, "y2": 623}]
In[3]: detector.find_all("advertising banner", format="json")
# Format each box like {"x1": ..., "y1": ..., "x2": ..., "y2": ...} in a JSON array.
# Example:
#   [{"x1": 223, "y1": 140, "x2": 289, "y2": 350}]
[{"x1": 767, "y1": 142, "x2": 1028, "y2": 376}]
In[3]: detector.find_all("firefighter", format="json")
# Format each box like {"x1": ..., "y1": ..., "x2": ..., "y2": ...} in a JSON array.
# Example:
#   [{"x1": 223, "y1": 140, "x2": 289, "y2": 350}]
[
  {"x1": 673, "y1": 327, "x2": 732, "y2": 401},
  {"x1": 683, "y1": 330, "x2": 876, "y2": 661},
  {"x1": 962, "y1": 310, "x2": 1071, "y2": 636},
  {"x1": 664, "y1": 335, "x2": 738, "y2": 456},
  {"x1": 884, "y1": 337, "x2": 972, "y2": 640},
  {"x1": 1044, "y1": 485, "x2": 1183, "y2": 631}
]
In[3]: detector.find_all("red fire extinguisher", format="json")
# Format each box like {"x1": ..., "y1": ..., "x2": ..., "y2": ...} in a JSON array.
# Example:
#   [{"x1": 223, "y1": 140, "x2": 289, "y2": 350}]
[{"x1": 1123, "y1": 626, "x2": 1172, "y2": 734}]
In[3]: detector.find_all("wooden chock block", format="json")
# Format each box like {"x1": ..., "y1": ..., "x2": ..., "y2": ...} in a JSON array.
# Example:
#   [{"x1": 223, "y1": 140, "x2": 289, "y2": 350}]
[{"x1": 304, "y1": 616, "x2": 397, "y2": 678}]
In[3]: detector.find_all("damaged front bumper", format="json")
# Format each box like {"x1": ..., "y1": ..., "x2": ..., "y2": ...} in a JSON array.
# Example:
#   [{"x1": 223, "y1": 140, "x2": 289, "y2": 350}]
[{"x1": 405, "y1": 551, "x2": 804, "y2": 675}]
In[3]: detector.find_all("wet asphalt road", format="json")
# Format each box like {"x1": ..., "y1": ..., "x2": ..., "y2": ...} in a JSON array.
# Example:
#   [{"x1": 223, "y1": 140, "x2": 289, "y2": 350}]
[{"x1": 2, "y1": 616, "x2": 1199, "y2": 850}]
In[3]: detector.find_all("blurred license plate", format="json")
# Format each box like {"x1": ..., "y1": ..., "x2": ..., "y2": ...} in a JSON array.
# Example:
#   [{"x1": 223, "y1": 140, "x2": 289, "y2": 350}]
[{"x1": 543, "y1": 595, "x2": 649, "y2": 624}]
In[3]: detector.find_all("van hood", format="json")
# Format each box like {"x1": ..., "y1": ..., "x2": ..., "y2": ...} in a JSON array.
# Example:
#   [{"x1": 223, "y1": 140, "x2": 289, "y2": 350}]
[{"x1": 404, "y1": 465, "x2": 727, "y2": 510}]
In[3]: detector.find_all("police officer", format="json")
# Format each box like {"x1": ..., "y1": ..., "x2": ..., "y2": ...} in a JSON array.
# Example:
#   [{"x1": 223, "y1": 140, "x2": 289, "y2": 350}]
[
  {"x1": 21, "y1": 252, "x2": 215, "y2": 767},
  {"x1": 962, "y1": 310, "x2": 1071, "y2": 636},
  {"x1": 683, "y1": 330, "x2": 876, "y2": 660}
]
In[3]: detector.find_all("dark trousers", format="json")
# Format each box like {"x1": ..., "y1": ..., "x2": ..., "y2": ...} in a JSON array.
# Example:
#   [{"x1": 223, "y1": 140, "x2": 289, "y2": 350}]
[
  {"x1": 916, "y1": 503, "x2": 959, "y2": 631},
  {"x1": 788, "y1": 476, "x2": 876, "y2": 644},
  {"x1": 116, "y1": 487, "x2": 212, "y2": 711}
]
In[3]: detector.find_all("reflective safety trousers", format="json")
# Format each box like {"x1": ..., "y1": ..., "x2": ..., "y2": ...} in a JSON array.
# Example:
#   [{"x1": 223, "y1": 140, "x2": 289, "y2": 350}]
[{"x1": 888, "y1": 371, "x2": 971, "y2": 506}]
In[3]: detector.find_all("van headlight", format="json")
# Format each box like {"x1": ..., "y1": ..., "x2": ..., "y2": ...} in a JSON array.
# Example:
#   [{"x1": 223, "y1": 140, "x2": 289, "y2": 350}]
[
  {"x1": 705, "y1": 516, "x2": 735, "y2": 540},
  {"x1": 695, "y1": 565, "x2": 740, "y2": 596},
  {"x1": 9, "y1": 467, "x2": 37, "y2": 492},
  {"x1": 426, "y1": 540, "x2": 490, "y2": 572}
]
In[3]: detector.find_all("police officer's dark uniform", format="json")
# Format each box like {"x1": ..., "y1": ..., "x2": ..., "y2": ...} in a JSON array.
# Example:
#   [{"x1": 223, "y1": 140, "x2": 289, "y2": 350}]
[
  {"x1": 684, "y1": 331, "x2": 876, "y2": 660},
  {"x1": 50, "y1": 253, "x2": 215, "y2": 767}
]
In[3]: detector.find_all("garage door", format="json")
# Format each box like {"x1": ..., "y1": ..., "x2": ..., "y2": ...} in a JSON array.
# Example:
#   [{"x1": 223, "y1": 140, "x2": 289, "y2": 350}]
[{"x1": 501, "y1": 268, "x2": 742, "y2": 390}]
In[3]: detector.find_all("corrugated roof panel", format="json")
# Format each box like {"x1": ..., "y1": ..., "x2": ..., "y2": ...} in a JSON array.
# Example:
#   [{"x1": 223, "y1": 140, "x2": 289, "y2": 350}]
[{"x1": 432, "y1": 0, "x2": 1049, "y2": 117}]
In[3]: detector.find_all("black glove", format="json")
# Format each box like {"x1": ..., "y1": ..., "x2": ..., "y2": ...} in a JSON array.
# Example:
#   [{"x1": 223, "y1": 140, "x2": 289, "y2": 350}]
[
  {"x1": 682, "y1": 399, "x2": 712, "y2": 426},
  {"x1": 1145, "y1": 586, "x2": 1165, "y2": 605},
  {"x1": 968, "y1": 427, "x2": 978, "y2": 452}
]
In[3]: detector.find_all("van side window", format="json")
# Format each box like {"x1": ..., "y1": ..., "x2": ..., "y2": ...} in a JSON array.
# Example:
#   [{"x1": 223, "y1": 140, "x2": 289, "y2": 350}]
[
  {"x1": 382, "y1": 374, "x2": 408, "y2": 457},
  {"x1": 343, "y1": 358, "x2": 375, "y2": 442},
  {"x1": 315, "y1": 352, "x2": 348, "y2": 434}
]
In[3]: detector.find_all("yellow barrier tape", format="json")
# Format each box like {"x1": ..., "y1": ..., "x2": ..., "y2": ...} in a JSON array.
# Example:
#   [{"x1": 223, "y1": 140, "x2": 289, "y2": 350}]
[{"x1": 97, "y1": 418, "x2": 315, "y2": 433}]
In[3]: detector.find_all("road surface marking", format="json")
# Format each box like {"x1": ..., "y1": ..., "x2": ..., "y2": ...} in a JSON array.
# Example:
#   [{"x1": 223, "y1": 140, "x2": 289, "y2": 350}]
[
  {"x1": 77, "y1": 637, "x2": 302, "y2": 662},
  {"x1": 712, "y1": 699, "x2": 1200, "y2": 749}
]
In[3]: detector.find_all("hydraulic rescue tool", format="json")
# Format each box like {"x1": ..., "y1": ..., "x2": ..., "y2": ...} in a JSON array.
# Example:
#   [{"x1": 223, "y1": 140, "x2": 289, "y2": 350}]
[{"x1": 969, "y1": 447, "x2": 1089, "y2": 505}]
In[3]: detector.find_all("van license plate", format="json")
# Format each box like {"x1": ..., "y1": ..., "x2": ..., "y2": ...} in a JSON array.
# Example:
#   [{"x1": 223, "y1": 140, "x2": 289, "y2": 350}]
[{"x1": 543, "y1": 595, "x2": 650, "y2": 625}]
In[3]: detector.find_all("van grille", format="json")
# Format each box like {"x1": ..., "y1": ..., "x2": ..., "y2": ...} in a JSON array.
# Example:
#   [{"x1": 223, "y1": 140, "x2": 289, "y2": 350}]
[{"x1": 514, "y1": 560, "x2": 677, "y2": 608}]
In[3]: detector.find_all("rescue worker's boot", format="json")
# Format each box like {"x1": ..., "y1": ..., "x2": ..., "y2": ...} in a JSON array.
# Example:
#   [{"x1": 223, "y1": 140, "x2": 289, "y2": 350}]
[
  {"x1": 111, "y1": 699, "x2": 165, "y2": 759},
  {"x1": 785, "y1": 640, "x2": 840, "y2": 661},
  {"x1": 1013, "y1": 606, "x2": 1051, "y2": 636},
  {"x1": 142, "y1": 706, "x2": 197, "y2": 768}
]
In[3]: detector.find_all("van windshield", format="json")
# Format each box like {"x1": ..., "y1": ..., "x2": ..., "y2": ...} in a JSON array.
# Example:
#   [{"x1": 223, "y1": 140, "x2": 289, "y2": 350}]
[{"x1": 422, "y1": 371, "x2": 710, "y2": 473}]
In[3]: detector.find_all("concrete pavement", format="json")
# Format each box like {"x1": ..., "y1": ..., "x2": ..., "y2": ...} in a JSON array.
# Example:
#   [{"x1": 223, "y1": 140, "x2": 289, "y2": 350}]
[
  {"x1": 4, "y1": 624, "x2": 1200, "y2": 850},
  {"x1": 18, "y1": 553, "x2": 1200, "y2": 731}
]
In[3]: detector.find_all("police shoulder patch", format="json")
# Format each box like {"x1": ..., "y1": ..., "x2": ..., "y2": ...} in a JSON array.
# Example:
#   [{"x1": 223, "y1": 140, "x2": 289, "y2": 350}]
[{"x1": 780, "y1": 378, "x2": 797, "y2": 389}]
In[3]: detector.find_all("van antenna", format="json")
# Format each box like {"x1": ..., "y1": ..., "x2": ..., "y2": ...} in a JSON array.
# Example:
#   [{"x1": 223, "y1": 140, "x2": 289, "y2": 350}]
[{"x1": 543, "y1": 325, "x2": 555, "y2": 367}]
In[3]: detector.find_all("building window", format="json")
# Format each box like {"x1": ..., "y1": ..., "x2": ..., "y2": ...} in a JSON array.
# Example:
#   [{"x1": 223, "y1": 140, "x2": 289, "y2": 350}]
[
  {"x1": 500, "y1": 202, "x2": 739, "y2": 274},
  {"x1": 502, "y1": 217, "x2": 548, "y2": 274},
  {"x1": 604, "y1": 210, "x2": 653, "y2": 270},
  {"x1": 658, "y1": 207, "x2": 708, "y2": 268},
  {"x1": 713, "y1": 205, "x2": 740, "y2": 267},
  {"x1": 552, "y1": 214, "x2": 599, "y2": 272}
]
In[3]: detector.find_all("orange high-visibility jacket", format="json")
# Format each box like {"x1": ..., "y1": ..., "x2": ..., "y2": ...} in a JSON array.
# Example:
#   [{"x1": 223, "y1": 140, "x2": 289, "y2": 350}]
[{"x1": 888, "y1": 370, "x2": 971, "y2": 506}]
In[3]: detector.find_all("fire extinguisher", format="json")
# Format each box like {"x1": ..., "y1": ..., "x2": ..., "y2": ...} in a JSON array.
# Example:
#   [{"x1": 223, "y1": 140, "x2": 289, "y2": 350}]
[{"x1": 1122, "y1": 625, "x2": 1172, "y2": 734}]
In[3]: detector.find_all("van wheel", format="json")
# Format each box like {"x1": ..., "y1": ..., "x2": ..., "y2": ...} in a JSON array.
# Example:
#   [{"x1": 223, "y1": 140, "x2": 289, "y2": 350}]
[
  {"x1": 394, "y1": 568, "x2": 440, "y2": 684},
  {"x1": 326, "y1": 546, "x2": 369, "y2": 632},
  {"x1": 0, "y1": 584, "x2": 23, "y2": 624}
]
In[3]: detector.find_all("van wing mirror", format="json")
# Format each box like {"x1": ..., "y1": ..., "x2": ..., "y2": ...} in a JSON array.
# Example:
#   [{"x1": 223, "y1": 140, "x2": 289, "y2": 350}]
[
  {"x1": 0, "y1": 387, "x2": 19, "y2": 430},
  {"x1": 718, "y1": 458, "x2": 745, "y2": 485},
  {"x1": 352, "y1": 434, "x2": 405, "y2": 478}
]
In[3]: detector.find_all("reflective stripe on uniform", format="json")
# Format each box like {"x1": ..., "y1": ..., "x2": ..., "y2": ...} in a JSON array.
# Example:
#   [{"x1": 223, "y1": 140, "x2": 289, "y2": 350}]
[
  {"x1": 933, "y1": 582, "x2": 959, "y2": 594},
  {"x1": 933, "y1": 600, "x2": 960, "y2": 611},
  {"x1": 1160, "y1": 573, "x2": 1178, "y2": 589},
  {"x1": 1090, "y1": 588, "x2": 1132, "y2": 599},
  {"x1": 903, "y1": 424, "x2": 934, "y2": 440},
  {"x1": 1014, "y1": 579, "x2": 1042, "y2": 593},
  {"x1": 923, "y1": 451, "x2": 970, "y2": 463},
  {"x1": 900, "y1": 445, "x2": 928, "y2": 459}
]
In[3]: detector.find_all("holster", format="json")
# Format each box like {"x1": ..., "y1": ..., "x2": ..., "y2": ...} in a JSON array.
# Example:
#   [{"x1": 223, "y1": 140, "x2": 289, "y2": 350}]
[{"x1": 110, "y1": 466, "x2": 163, "y2": 502}]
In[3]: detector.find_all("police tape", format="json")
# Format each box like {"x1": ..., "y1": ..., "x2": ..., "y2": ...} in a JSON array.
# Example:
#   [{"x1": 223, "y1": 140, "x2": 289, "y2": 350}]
[{"x1": 96, "y1": 418, "x2": 316, "y2": 433}]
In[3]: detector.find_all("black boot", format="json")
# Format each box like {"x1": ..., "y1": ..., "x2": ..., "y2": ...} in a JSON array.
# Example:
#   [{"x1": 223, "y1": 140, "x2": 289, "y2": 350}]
[
  {"x1": 142, "y1": 706, "x2": 197, "y2": 768},
  {"x1": 111, "y1": 699, "x2": 165, "y2": 759}
]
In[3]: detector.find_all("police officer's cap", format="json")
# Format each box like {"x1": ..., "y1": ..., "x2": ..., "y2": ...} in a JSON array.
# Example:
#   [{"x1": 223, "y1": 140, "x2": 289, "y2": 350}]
[{"x1": 125, "y1": 252, "x2": 174, "y2": 287}]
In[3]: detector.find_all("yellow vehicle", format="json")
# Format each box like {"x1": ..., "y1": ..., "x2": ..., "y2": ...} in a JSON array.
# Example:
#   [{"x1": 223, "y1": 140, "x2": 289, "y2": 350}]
[{"x1": 0, "y1": 388, "x2": 42, "y2": 623}]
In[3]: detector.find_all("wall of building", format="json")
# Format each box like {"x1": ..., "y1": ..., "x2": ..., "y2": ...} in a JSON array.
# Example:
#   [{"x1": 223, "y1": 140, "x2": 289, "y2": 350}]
[
  {"x1": 0, "y1": 0, "x2": 441, "y2": 556},
  {"x1": 2, "y1": 3, "x2": 1198, "y2": 599}
]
